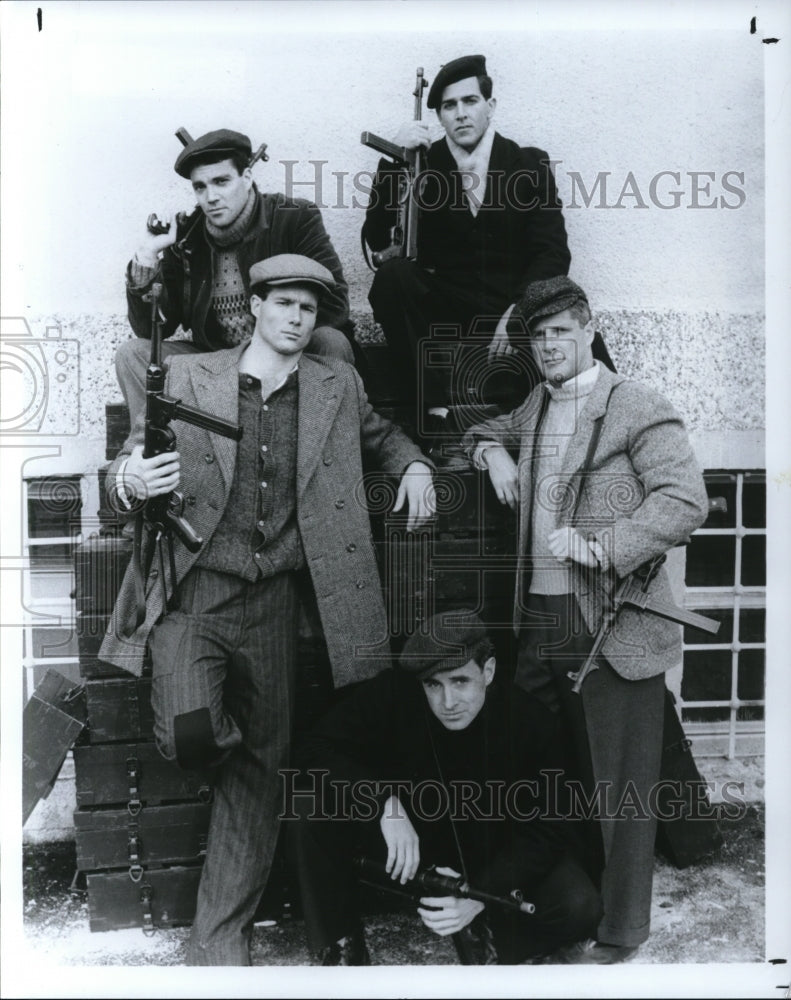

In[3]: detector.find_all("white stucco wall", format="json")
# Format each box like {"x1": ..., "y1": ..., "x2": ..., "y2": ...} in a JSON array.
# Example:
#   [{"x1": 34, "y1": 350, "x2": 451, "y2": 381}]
[{"x1": 4, "y1": 5, "x2": 764, "y2": 318}]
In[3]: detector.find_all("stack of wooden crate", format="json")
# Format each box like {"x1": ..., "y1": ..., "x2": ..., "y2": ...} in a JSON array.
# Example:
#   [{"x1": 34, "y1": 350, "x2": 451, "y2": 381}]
[{"x1": 70, "y1": 343, "x2": 517, "y2": 934}]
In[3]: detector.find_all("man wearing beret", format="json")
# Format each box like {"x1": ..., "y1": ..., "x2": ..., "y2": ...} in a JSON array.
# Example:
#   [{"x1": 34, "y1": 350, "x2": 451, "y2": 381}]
[
  {"x1": 363, "y1": 55, "x2": 613, "y2": 462},
  {"x1": 117, "y1": 128, "x2": 356, "y2": 427},
  {"x1": 462, "y1": 276, "x2": 709, "y2": 962},
  {"x1": 100, "y1": 254, "x2": 436, "y2": 965},
  {"x1": 288, "y1": 609, "x2": 602, "y2": 965}
]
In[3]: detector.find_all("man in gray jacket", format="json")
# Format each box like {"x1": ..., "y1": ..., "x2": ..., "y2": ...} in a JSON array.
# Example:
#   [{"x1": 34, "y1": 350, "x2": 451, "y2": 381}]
[
  {"x1": 101, "y1": 254, "x2": 435, "y2": 965},
  {"x1": 462, "y1": 276, "x2": 708, "y2": 963}
]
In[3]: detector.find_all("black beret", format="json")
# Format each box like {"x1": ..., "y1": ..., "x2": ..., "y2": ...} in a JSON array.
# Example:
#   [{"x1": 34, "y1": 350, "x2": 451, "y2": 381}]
[
  {"x1": 513, "y1": 277, "x2": 590, "y2": 331},
  {"x1": 174, "y1": 129, "x2": 252, "y2": 178},
  {"x1": 248, "y1": 254, "x2": 335, "y2": 296},
  {"x1": 427, "y1": 54, "x2": 488, "y2": 110},
  {"x1": 398, "y1": 609, "x2": 488, "y2": 679}
]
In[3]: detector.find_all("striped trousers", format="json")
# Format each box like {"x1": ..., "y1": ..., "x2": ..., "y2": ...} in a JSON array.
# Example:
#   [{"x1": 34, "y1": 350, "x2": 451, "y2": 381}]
[{"x1": 148, "y1": 566, "x2": 300, "y2": 965}]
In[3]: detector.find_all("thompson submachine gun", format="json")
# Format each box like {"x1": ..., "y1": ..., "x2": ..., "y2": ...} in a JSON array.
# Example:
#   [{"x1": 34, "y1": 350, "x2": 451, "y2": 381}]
[
  {"x1": 129, "y1": 281, "x2": 243, "y2": 629},
  {"x1": 361, "y1": 67, "x2": 428, "y2": 267},
  {"x1": 355, "y1": 856, "x2": 535, "y2": 916},
  {"x1": 147, "y1": 127, "x2": 269, "y2": 236},
  {"x1": 567, "y1": 553, "x2": 720, "y2": 694}
]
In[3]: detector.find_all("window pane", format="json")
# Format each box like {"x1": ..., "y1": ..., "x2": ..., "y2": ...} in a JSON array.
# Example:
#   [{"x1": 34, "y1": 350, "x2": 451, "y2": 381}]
[
  {"x1": 737, "y1": 649, "x2": 765, "y2": 701},
  {"x1": 31, "y1": 626, "x2": 78, "y2": 660},
  {"x1": 684, "y1": 608, "x2": 732, "y2": 645},
  {"x1": 739, "y1": 608, "x2": 765, "y2": 644},
  {"x1": 736, "y1": 705, "x2": 764, "y2": 722},
  {"x1": 682, "y1": 706, "x2": 730, "y2": 723},
  {"x1": 741, "y1": 536, "x2": 766, "y2": 587},
  {"x1": 686, "y1": 536, "x2": 735, "y2": 587},
  {"x1": 682, "y1": 650, "x2": 732, "y2": 702},
  {"x1": 702, "y1": 475, "x2": 736, "y2": 529},
  {"x1": 742, "y1": 475, "x2": 766, "y2": 529}
]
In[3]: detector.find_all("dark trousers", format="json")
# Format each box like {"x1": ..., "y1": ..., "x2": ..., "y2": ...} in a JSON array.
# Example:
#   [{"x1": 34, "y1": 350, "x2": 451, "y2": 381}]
[
  {"x1": 516, "y1": 593, "x2": 665, "y2": 947},
  {"x1": 368, "y1": 258, "x2": 615, "y2": 416},
  {"x1": 148, "y1": 566, "x2": 301, "y2": 965},
  {"x1": 287, "y1": 779, "x2": 601, "y2": 964}
]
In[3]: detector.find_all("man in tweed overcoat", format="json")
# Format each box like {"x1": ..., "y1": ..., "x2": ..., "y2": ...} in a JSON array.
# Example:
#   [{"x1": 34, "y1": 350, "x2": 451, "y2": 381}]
[
  {"x1": 462, "y1": 276, "x2": 708, "y2": 963},
  {"x1": 100, "y1": 254, "x2": 435, "y2": 965}
]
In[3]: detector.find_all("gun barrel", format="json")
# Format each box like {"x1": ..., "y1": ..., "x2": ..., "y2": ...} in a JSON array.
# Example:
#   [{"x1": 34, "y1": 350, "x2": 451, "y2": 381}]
[
  {"x1": 173, "y1": 401, "x2": 244, "y2": 441},
  {"x1": 360, "y1": 131, "x2": 414, "y2": 165}
]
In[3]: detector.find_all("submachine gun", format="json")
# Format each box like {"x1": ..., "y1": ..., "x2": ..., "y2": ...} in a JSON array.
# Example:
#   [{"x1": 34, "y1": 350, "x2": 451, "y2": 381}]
[
  {"x1": 129, "y1": 282, "x2": 243, "y2": 629},
  {"x1": 361, "y1": 67, "x2": 428, "y2": 267},
  {"x1": 355, "y1": 856, "x2": 535, "y2": 916},
  {"x1": 567, "y1": 553, "x2": 721, "y2": 694}
]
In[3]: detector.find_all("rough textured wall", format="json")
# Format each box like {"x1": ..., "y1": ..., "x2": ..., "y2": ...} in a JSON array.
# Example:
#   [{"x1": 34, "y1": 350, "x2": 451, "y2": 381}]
[{"x1": 7, "y1": 18, "x2": 765, "y2": 477}]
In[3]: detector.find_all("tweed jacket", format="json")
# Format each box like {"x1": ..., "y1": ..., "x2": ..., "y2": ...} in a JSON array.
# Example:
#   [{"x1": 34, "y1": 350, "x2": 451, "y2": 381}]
[
  {"x1": 126, "y1": 186, "x2": 351, "y2": 351},
  {"x1": 100, "y1": 347, "x2": 429, "y2": 683},
  {"x1": 363, "y1": 132, "x2": 571, "y2": 306},
  {"x1": 462, "y1": 365, "x2": 709, "y2": 680}
]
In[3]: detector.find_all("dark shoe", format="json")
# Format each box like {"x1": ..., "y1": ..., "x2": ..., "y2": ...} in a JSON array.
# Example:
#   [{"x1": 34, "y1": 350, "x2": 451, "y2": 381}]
[
  {"x1": 318, "y1": 928, "x2": 371, "y2": 966},
  {"x1": 548, "y1": 938, "x2": 640, "y2": 964}
]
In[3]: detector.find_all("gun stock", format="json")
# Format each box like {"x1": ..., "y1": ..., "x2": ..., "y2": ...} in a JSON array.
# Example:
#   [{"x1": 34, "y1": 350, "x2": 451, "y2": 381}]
[{"x1": 568, "y1": 555, "x2": 720, "y2": 693}]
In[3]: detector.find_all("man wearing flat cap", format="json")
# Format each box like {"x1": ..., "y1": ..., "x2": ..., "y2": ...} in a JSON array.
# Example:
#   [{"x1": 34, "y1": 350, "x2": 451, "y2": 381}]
[
  {"x1": 287, "y1": 609, "x2": 602, "y2": 965},
  {"x1": 101, "y1": 254, "x2": 436, "y2": 965},
  {"x1": 117, "y1": 127, "x2": 356, "y2": 427},
  {"x1": 462, "y1": 277, "x2": 709, "y2": 962},
  {"x1": 363, "y1": 56, "x2": 611, "y2": 461}
]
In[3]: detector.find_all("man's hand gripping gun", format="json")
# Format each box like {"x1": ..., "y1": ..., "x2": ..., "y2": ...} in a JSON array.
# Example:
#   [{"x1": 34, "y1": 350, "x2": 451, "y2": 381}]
[
  {"x1": 355, "y1": 856, "x2": 535, "y2": 916},
  {"x1": 567, "y1": 554, "x2": 720, "y2": 694},
  {"x1": 130, "y1": 282, "x2": 243, "y2": 628},
  {"x1": 361, "y1": 67, "x2": 427, "y2": 267}
]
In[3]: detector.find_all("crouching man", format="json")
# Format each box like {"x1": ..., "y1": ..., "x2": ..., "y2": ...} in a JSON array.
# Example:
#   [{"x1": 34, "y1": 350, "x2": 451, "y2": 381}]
[
  {"x1": 286, "y1": 610, "x2": 602, "y2": 965},
  {"x1": 99, "y1": 254, "x2": 435, "y2": 965}
]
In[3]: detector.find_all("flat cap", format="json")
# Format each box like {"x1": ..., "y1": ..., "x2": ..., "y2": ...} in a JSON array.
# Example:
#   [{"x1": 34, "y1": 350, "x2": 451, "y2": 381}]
[
  {"x1": 513, "y1": 276, "x2": 589, "y2": 331},
  {"x1": 248, "y1": 254, "x2": 335, "y2": 296},
  {"x1": 174, "y1": 128, "x2": 252, "y2": 178},
  {"x1": 398, "y1": 609, "x2": 488, "y2": 679},
  {"x1": 427, "y1": 54, "x2": 488, "y2": 110}
]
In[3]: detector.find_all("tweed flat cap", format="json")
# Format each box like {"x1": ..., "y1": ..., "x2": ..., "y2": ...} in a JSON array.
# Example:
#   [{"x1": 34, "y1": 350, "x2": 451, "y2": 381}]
[
  {"x1": 398, "y1": 609, "x2": 488, "y2": 679},
  {"x1": 174, "y1": 129, "x2": 252, "y2": 178},
  {"x1": 427, "y1": 54, "x2": 488, "y2": 110},
  {"x1": 249, "y1": 254, "x2": 335, "y2": 295},
  {"x1": 513, "y1": 277, "x2": 590, "y2": 330}
]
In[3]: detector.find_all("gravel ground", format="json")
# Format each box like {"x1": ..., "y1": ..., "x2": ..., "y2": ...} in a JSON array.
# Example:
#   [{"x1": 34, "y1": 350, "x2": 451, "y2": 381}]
[{"x1": 20, "y1": 806, "x2": 764, "y2": 969}]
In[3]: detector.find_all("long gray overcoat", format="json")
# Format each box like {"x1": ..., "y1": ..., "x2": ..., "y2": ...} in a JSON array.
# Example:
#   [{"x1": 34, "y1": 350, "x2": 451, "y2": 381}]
[{"x1": 99, "y1": 346, "x2": 429, "y2": 683}]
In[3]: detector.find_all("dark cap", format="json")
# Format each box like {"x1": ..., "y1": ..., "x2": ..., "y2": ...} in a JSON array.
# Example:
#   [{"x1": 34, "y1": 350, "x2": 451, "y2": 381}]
[
  {"x1": 427, "y1": 54, "x2": 488, "y2": 110},
  {"x1": 398, "y1": 609, "x2": 488, "y2": 679},
  {"x1": 174, "y1": 129, "x2": 252, "y2": 178},
  {"x1": 248, "y1": 254, "x2": 335, "y2": 296},
  {"x1": 513, "y1": 276, "x2": 590, "y2": 331}
]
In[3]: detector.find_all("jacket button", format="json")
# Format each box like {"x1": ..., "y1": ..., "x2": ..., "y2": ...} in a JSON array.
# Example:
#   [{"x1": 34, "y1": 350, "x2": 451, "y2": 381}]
[
  {"x1": 335, "y1": 499, "x2": 345, "y2": 509},
  {"x1": 204, "y1": 454, "x2": 214, "y2": 464},
  {"x1": 150, "y1": 569, "x2": 159, "y2": 579},
  {"x1": 346, "y1": 543, "x2": 356, "y2": 553},
  {"x1": 355, "y1": 580, "x2": 365, "y2": 590},
  {"x1": 186, "y1": 495, "x2": 196, "y2": 506},
  {"x1": 323, "y1": 456, "x2": 333, "y2": 466}
]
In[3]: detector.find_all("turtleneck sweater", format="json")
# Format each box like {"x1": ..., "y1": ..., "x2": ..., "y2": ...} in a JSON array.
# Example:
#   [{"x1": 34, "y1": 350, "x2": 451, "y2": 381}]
[{"x1": 529, "y1": 362, "x2": 600, "y2": 595}]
